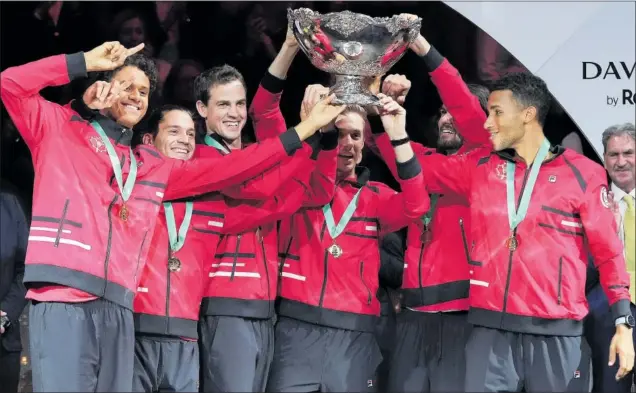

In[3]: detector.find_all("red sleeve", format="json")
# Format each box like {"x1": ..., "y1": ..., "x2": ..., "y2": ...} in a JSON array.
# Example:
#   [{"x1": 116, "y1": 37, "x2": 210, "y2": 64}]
[
  {"x1": 580, "y1": 164, "x2": 631, "y2": 318},
  {"x1": 376, "y1": 156, "x2": 430, "y2": 234},
  {"x1": 0, "y1": 52, "x2": 87, "y2": 148},
  {"x1": 163, "y1": 129, "x2": 303, "y2": 200},
  {"x1": 221, "y1": 146, "x2": 337, "y2": 233},
  {"x1": 300, "y1": 144, "x2": 338, "y2": 208},
  {"x1": 422, "y1": 48, "x2": 490, "y2": 151},
  {"x1": 249, "y1": 72, "x2": 287, "y2": 141}
]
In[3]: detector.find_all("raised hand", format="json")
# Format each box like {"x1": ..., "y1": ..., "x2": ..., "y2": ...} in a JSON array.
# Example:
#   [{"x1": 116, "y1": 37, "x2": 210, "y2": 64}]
[
  {"x1": 377, "y1": 93, "x2": 407, "y2": 139},
  {"x1": 306, "y1": 94, "x2": 347, "y2": 130},
  {"x1": 82, "y1": 80, "x2": 132, "y2": 110},
  {"x1": 283, "y1": 25, "x2": 299, "y2": 49},
  {"x1": 84, "y1": 41, "x2": 145, "y2": 73},
  {"x1": 300, "y1": 84, "x2": 330, "y2": 122},
  {"x1": 382, "y1": 74, "x2": 411, "y2": 105}
]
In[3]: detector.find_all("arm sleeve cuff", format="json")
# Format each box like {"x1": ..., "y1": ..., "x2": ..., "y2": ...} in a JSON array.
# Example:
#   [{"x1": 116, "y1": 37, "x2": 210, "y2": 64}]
[
  {"x1": 368, "y1": 115, "x2": 385, "y2": 135},
  {"x1": 260, "y1": 71, "x2": 285, "y2": 94},
  {"x1": 279, "y1": 128, "x2": 303, "y2": 156},
  {"x1": 396, "y1": 155, "x2": 422, "y2": 180},
  {"x1": 70, "y1": 97, "x2": 99, "y2": 121},
  {"x1": 610, "y1": 299, "x2": 632, "y2": 320},
  {"x1": 418, "y1": 46, "x2": 444, "y2": 73},
  {"x1": 66, "y1": 52, "x2": 88, "y2": 81},
  {"x1": 320, "y1": 131, "x2": 339, "y2": 151},
  {"x1": 305, "y1": 133, "x2": 322, "y2": 160}
]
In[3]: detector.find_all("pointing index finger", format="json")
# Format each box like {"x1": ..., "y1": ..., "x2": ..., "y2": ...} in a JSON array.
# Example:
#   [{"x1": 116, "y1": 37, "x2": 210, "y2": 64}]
[{"x1": 126, "y1": 43, "x2": 145, "y2": 57}]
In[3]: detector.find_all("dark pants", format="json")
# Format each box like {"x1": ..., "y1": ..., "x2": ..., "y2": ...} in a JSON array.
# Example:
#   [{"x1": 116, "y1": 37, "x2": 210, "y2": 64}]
[
  {"x1": 199, "y1": 316, "x2": 274, "y2": 393},
  {"x1": 585, "y1": 284, "x2": 636, "y2": 392},
  {"x1": 0, "y1": 345, "x2": 20, "y2": 393},
  {"x1": 374, "y1": 301, "x2": 397, "y2": 392},
  {"x1": 266, "y1": 317, "x2": 382, "y2": 393},
  {"x1": 132, "y1": 335, "x2": 199, "y2": 392},
  {"x1": 387, "y1": 310, "x2": 471, "y2": 392},
  {"x1": 29, "y1": 299, "x2": 135, "y2": 392},
  {"x1": 465, "y1": 326, "x2": 593, "y2": 392}
]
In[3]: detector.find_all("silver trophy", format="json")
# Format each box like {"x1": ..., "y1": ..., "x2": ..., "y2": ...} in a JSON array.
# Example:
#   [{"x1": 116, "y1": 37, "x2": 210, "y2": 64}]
[{"x1": 288, "y1": 8, "x2": 422, "y2": 106}]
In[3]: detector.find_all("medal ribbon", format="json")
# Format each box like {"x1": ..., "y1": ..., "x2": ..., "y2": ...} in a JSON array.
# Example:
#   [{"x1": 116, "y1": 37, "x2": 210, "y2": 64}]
[
  {"x1": 205, "y1": 135, "x2": 230, "y2": 154},
  {"x1": 506, "y1": 138, "x2": 551, "y2": 232},
  {"x1": 90, "y1": 121, "x2": 138, "y2": 202},
  {"x1": 422, "y1": 194, "x2": 440, "y2": 227},
  {"x1": 163, "y1": 201, "x2": 194, "y2": 252},
  {"x1": 322, "y1": 188, "x2": 363, "y2": 240}
]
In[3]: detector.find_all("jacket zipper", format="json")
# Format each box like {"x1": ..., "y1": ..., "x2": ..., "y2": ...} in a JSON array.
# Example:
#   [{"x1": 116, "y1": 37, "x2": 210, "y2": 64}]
[
  {"x1": 318, "y1": 251, "x2": 329, "y2": 307},
  {"x1": 166, "y1": 248, "x2": 172, "y2": 335},
  {"x1": 360, "y1": 261, "x2": 372, "y2": 305},
  {"x1": 317, "y1": 215, "x2": 330, "y2": 307},
  {"x1": 132, "y1": 231, "x2": 148, "y2": 284},
  {"x1": 417, "y1": 242, "x2": 425, "y2": 303},
  {"x1": 501, "y1": 166, "x2": 531, "y2": 321},
  {"x1": 459, "y1": 218, "x2": 472, "y2": 264},
  {"x1": 259, "y1": 228, "x2": 271, "y2": 317},
  {"x1": 102, "y1": 195, "x2": 118, "y2": 295},
  {"x1": 229, "y1": 235, "x2": 242, "y2": 281},
  {"x1": 557, "y1": 256, "x2": 563, "y2": 305}
]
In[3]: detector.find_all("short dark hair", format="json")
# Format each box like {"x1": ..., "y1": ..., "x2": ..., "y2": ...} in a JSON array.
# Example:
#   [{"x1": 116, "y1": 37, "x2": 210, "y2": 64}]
[
  {"x1": 490, "y1": 72, "x2": 552, "y2": 126},
  {"x1": 467, "y1": 83, "x2": 489, "y2": 114},
  {"x1": 193, "y1": 65, "x2": 246, "y2": 105},
  {"x1": 144, "y1": 104, "x2": 194, "y2": 138},
  {"x1": 100, "y1": 54, "x2": 159, "y2": 94}
]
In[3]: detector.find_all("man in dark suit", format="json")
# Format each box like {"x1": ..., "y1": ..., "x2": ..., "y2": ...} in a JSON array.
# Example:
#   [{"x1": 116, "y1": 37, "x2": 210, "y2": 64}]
[{"x1": 0, "y1": 180, "x2": 29, "y2": 392}]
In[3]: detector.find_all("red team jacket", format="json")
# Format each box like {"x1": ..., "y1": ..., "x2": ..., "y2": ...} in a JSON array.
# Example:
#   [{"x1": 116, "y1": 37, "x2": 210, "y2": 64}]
[
  {"x1": 277, "y1": 140, "x2": 430, "y2": 333},
  {"x1": 0, "y1": 53, "x2": 304, "y2": 309},
  {"x1": 199, "y1": 74, "x2": 338, "y2": 320},
  {"x1": 420, "y1": 145, "x2": 631, "y2": 335},
  {"x1": 133, "y1": 73, "x2": 336, "y2": 337},
  {"x1": 372, "y1": 47, "x2": 490, "y2": 312}
]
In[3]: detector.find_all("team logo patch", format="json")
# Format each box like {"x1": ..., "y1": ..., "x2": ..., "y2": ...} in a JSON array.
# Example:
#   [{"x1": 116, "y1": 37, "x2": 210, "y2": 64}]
[
  {"x1": 367, "y1": 379, "x2": 374, "y2": 388},
  {"x1": 89, "y1": 136, "x2": 106, "y2": 153},
  {"x1": 548, "y1": 175, "x2": 557, "y2": 183},
  {"x1": 600, "y1": 186, "x2": 610, "y2": 208},
  {"x1": 495, "y1": 163, "x2": 507, "y2": 180},
  {"x1": 574, "y1": 370, "x2": 581, "y2": 379}
]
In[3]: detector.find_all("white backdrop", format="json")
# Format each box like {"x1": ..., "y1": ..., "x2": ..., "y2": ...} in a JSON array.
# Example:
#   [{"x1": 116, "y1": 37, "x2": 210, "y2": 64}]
[{"x1": 446, "y1": 1, "x2": 636, "y2": 158}]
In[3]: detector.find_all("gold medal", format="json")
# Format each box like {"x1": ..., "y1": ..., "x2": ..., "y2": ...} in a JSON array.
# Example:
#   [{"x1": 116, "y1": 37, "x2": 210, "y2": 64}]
[
  {"x1": 328, "y1": 243, "x2": 343, "y2": 258},
  {"x1": 120, "y1": 204, "x2": 129, "y2": 222},
  {"x1": 168, "y1": 256, "x2": 182, "y2": 272},
  {"x1": 506, "y1": 235, "x2": 518, "y2": 251}
]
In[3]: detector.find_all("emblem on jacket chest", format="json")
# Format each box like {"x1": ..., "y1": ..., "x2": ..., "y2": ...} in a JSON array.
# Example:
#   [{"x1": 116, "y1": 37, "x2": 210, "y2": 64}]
[
  {"x1": 89, "y1": 136, "x2": 106, "y2": 153},
  {"x1": 495, "y1": 163, "x2": 507, "y2": 181}
]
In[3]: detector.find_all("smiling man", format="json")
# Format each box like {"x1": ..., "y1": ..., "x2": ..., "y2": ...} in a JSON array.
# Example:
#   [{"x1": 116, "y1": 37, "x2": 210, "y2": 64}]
[
  {"x1": 410, "y1": 72, "x2": 634, "y2": 392},
  {"x1": 586, "y1": 122, "x2": 636, "y2": 393},
  {"x1": 195, "y1": 65, "x2": 248, "y2": 150}
]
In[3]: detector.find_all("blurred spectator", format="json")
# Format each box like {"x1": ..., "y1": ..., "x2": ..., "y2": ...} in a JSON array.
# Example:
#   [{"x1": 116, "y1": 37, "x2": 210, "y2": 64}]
[
  {"x1": 475, "y1": 29, "x2": 528, "y2": 83},
  {"x1": 111, "y1": 8, "x2": 175, "y2": 89},
  {"x1": 162, "y1": 59, "x2": 204, "y2": 109},
  {"x1": 0, "y1": 180, "x2": 29, "y2": 393}
]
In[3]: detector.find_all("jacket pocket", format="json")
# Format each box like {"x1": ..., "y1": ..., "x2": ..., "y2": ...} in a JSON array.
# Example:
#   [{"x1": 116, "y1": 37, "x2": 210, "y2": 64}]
[
  {"x1": 360, "y1": 261, "x2": 372, "y2": 305},
  {"x1": 557, "y1": 256, "x2": 563, "y2": 305}
]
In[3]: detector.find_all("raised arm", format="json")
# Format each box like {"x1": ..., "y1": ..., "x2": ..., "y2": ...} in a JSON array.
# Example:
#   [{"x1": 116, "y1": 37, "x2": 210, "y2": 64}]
[
  {"x1": 1, "y1": 53, "x2": 85, "y2": 148},
  {"x1": 374, "y1": 94, "x2": 430, "y2": 233},
  {"x1": 1, "y1": 41, "x2": 144, "y2": 149},
  {"x1": 408, "y1": 33, "x2": 490, "y2": 150},
  {"x1": 249, "y1": 28, "x2": 299, "y2": 141},
  {"x1": 163, "y1": 95, "x2": 346, "y2": 200}
]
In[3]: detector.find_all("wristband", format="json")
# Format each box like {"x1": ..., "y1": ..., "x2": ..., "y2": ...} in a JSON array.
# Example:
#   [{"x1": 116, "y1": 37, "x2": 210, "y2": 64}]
[{"x1": 391, "y1": 137, "x2": 410, "y2": 147}]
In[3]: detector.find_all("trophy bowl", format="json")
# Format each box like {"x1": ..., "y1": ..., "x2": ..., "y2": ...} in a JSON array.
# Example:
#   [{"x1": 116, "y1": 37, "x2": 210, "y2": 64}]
[{"x1": 288, "y1": 8, "x2": 422, "y2": 106}]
